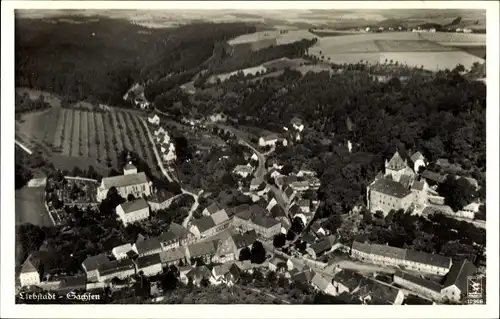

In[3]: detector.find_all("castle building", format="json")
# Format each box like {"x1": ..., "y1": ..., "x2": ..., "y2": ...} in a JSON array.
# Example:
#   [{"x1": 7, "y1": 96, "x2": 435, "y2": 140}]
[{"x1": 366, "y1": 151, "x2": 428, "y2": 216}]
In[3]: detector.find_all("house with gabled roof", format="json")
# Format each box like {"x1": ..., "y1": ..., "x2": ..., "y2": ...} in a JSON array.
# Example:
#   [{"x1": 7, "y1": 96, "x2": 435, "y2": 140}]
[
  {"x1": 351, "y1": 241, "x2": 452, "y2": 276},
  {"x1": 19, "y1": 252, "x2": 45, "y2": 287},
  {"x1": 158, "y1": 222, "x2": 195, "y2": 250},
  {"x1": 185, "y1": 265, "x2": 213, "y2": 286},
  {"x1": 270, "y1": 205, "x2": 287, "y2": 220},
  {"x1": 410, "y1": 151, "x2": 427, "y2": 173},
  {"x1": 136, "y1": 253, "x2": 163, "y2": 277},
  {"x1": 332, "y1": 269, "x2": 366, "y2": 296},
  {"x1": 57, "y1": 275, "x2": 87, "y2": 294},
  {"x1": 298, "y1": 199, "x2": 311, "y2": 213},
  {"x1": 283, "y1": 185, "x2": 296, "y2": 203},
  {"x1": 133, "y1": 237, "x2": 162, "y2": 257},
  {"x1": 290, "y1": 269, "x2": 313, "y2": 285},
  {"x1": 112, "y1": 243, "x2": 135, "y2": 260},
  {"x1": 226, "y1": 204, "x2": 250, "y2": 217},
  {"x1": 82, "y1": 253, "x2": 109, "y2": 282},
  {"x1": 355, "y1": 277, "x2": 405, "y2": 305},
  {"x1": 250, "y1": 215, "x2": 282, "y2": 239},
  {"x1": 306, "y1": 235, "x2": 336, "y2": 259},
  {"x1": 97, "y1": 258, "x2": 136, "y2": 282},
  {"x1": 440, "y1": 259, "x2": 477, "y2": 303},
  {"x1": 290, "y1": 180, "x2": 310, "y2": 192},
  {"x1": 311, "y1": 220, "x2": 327, "y2": 237},
  {"x1": 259, "y1": 134, "x2": 279, "y2": 147},
  {"x1": 186, "y1": 240, "x2": 217, "y2": 264},
  {"x1": 311, "y1": 272, "x2": 335, "y2": 295},
  {"x1": 211, "y1": 209, "x2": 230, "y2": 226},
  {"x1": 233, "y1": 165, "x2": 253, "y2": 179},
  {"x1": 147, "y1": 190, "x2": 176, "y2": 212},
  {"x1": 213, "y1": 230, "x2": 257, "y2": 263},
  {"x1": 148, "y1": 114, "x2": 160, "y2": 125},
  {"x1": 116, "y1": 198, "x2": 150, "y2": 226},
  {"x1": 202, "y1": 202, "x2": 223, "y2": 217},
  {"x1": 394, "y1": 270, "x2": 443, "y2": 301},
  {"x1": 189, "y1": 216, "x2": 217, "y2": 239},
  {"x1": 159, "y1": 247, "x2": 187, "y2": 267},
  {"x1": 267, "y1": 256, "x2": 288, "y2": 272}
]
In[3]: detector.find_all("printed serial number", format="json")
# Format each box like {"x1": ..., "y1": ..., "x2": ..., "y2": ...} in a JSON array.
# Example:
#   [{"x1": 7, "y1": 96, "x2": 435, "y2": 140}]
[{"x1": 466, "y1": 298, "x2": 484, "y2": 305}]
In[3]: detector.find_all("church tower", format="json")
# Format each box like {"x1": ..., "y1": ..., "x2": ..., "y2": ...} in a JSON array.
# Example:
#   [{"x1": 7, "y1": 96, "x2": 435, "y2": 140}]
[{"x1": 123, "y1": 152, "x2": 138, "y2": 175}]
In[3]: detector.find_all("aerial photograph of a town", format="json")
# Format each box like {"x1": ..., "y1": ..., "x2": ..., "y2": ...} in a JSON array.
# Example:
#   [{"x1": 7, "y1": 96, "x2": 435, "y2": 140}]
[{"x1": 5, "y1": 2, "x2": 496, "y2": 315}]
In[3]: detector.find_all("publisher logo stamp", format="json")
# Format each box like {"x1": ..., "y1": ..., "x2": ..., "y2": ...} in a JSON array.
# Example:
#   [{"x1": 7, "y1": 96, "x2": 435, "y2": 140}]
[{"x1": 466, "y1": 275, "x2": 485, "y2": 304}]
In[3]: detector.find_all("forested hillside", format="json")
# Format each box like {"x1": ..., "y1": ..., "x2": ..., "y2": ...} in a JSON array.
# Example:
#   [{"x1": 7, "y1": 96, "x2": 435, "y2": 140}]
[{"x1": 15, "y1": 16, "x2": 256, "y2": 105}]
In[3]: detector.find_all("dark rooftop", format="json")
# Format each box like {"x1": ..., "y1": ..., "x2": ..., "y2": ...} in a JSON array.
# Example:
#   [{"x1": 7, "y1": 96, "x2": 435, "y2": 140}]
[
  {"x1": 252, "y1": 214, "x2": 280, "y2": 229},
  {"x1": 232, "y1": 230, "x2": 257, "y2": 249},
  {"x1": 188, "y1": 240, "x2": 217, "y2": 258},
  {"x1": 98, "y1": 259, "x2": 135, "y2": 277},
  {"x1": 192, "y1": 216, "x2": 216, "y2": 233},
  {"x1": 158, "y1": 222, "x2": 191, "y2": 244},
  {"x1": 136, "y1": 253, "x2": 162, "y2": 269},
  {"x1": 369, "y1": 178, "x2": 412, "y2": 198},
  {"x1": 394, "y1": 271, "x2": 442, "y2": 293},
  {"x1": 333, "y1": 269, "x2": 366, "y2": 292},
  {"x1": 420, "y1": 170, "x2": 446, "y2": 183},
  {"x1": 135, "y1": 237, "x2": 162, "y2": 255},
  {"x1": 119, "y1": 198, "x2": 149, "y2": 214},
  {"x1": 270, "y1": 205, "x2": 286, "y2": 218},
  {"x1": 82, "y1": 253, "x2": 109, "y2": 272},
  {"x1": 147, "y1": 190, "x2": 175, "y2": 204},
  {"x1": 443, "y1": 259, "x2": 477, "y2": 293},
  {"x1": 405, "y1": 250, "x2": 451, "y2": 269}
]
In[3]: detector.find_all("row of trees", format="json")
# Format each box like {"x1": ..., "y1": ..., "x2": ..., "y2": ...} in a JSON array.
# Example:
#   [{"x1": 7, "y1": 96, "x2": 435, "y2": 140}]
[{"x1": 15, "y1": 92, "x2": 51, "y2": 113}]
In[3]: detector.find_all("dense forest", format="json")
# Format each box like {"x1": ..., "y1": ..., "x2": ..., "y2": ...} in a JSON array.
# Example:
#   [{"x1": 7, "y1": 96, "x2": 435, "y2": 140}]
[
  {"x1": 15, "y1": 16, "x2": 256, "y2": 105},
  {"x1": 172, "y1": 67, "x2": 486, "y2": 225}
]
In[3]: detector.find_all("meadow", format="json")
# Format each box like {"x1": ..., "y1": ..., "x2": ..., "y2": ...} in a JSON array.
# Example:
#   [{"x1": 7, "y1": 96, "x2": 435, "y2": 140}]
[{"x1": 308, "y1": 31, "x2": 485, "y2": 71}]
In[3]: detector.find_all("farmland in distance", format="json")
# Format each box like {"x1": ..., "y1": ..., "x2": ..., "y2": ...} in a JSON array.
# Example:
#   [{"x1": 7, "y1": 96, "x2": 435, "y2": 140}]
[{"x1": 308, "y1": 31, "x2": 486, "y2": 71}]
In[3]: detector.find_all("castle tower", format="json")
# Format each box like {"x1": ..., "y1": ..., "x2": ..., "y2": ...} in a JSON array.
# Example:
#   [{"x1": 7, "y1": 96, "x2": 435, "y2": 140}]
[{"x1": 385, "y1": 151, "x2": 407, "y2": 182}]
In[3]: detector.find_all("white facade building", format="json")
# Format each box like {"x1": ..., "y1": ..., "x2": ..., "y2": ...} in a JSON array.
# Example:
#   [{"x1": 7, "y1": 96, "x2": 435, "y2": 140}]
[{"x1": 116, "y1": 199, "x2": 150, "y2": 226}]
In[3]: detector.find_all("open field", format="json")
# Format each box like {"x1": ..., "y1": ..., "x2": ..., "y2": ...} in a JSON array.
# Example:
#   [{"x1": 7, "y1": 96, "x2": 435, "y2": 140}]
[
  {"x1": 228, "y1": 29, "x2": 316, "y2": 46},
  {"x1": 15, "y1": 187, "x2": 53, "y2": 226},
  {"x1": 308, "y1": 31, "x2": 485, "y2": 71},
  {"x1": 16, "y1": 106, "x2": 161, "y2": 177},
  {"x1": 373, "y1": 40, "x2": 454, "y2": 52}
]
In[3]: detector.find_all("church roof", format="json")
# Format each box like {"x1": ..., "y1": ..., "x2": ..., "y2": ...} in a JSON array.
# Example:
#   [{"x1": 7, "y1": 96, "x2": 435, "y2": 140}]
[{"x1": 386, "y1": 151, "x2": 407, "y2": 171}]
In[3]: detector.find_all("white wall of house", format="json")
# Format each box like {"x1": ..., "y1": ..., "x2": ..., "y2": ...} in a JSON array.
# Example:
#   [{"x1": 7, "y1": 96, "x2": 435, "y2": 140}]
[
  {"x1": 393, "y1": 275, "x2": 442, "y2": 301},
  {"x1": 332, "y1": 281, "x2": 351, "y2": 296},
  {"x1": 440, "y1": 285, "x2": 462, "y2": 303},
  {"x1": 161, "y1": 241, "x2": 180, "y2": 251},
  {"x1": 148, "y1": 198, "x2": 174, "y2": 212},
  {"x1": 394, "y1": 290, "x2": 405, "y2": 305},
  {"x1": 20, "y1": 271, "x2": 40, "y2": 287},
  {"x1": 84, "y1": 268, "x2": 100, "y2": 282},
  {"x1": 139, "y1": 264, "x2": 163, "y2": 277},
  {"x1": 98, "y1": 268, "x2": 136, "y2": 282},
  {"x1": 117, "y1": 206, "x2": 150, "y2": 226}
]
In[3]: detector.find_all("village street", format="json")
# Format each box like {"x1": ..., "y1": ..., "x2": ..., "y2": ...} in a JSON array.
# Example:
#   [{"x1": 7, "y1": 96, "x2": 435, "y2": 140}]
[
  {"x1": 237, "y1": 139, "x2": 268, "y2": 182},
  {"x1": 140, "y1": 117, "x2": 200, "y2": 228}
]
